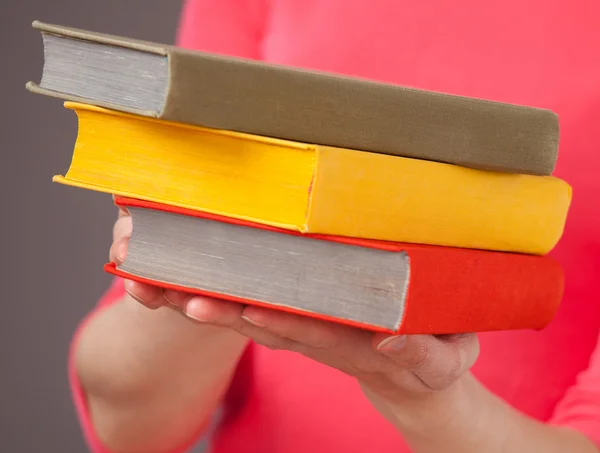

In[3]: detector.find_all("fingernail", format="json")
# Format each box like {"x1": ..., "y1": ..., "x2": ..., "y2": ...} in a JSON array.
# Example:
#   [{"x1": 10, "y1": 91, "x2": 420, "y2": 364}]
[
  {"x1": 163, "y1": 293, "x2": 178, "y2": 307},
  {"x1": 124, "y1": 287, "x2": 142, "y2": 303},
  {"x1": 184, "y1": 312, "x2": 207, "y2": 322},
  {"x1": 241, "y1": 315, "x2": 265, "y2": 328},
  {"x1": 377, "y1": 335, "x2": 407, "y2": 351},
  {"x1": 183, "y1": 297, "x2": 209, "y2": 322},
  {"x1": 125, "y1": 288, "x2": 159, "y2": 310}
]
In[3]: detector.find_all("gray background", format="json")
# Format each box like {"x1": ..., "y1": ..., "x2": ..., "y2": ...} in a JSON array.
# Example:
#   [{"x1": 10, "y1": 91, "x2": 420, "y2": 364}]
[{"x1": 1, "y1": 1, "x2": 190, "y2": 451}]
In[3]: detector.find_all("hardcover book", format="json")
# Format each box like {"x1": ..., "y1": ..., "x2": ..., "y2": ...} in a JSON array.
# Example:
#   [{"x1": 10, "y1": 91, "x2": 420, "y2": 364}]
[
  {"x1": 108, "y1": 197, "x2": 565, "y2": 334},
  {"x1": 54, "y1": 102, "x2": 572, "y2": 255},
  {"x1": 27, "y1": 21, "x2": 560, "y2": 176}
]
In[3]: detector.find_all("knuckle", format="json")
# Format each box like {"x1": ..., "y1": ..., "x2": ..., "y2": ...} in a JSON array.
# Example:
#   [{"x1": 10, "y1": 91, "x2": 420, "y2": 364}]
[
  {"x1": 410, "y1": 341, "x2": 430, "y2": 369},
  {"x1": 424, "y1": 348, "x2": 468, "y2": 391},
  {"x1": 352, "y1": 353, "x2": 391, "y2": 376},
  {"x1": 370, "y1": 355, "x2": 392, "y2": 375},
  {"x1": 310, "y1": 333, "x2": 339, "y2": 350}
]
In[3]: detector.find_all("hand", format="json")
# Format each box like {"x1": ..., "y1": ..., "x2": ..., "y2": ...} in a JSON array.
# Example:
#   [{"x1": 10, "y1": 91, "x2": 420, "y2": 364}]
[
  {"x1": 110, "y1": 201, "x2": 478, "y2": 423},
  {"x1": 172, "y1": 300, "x2": 600, "y2": 453},
  {"x1": 166, "y1": 291, "x2": 480, "y2": 429},
  {"x1": 109, "y1": 202, "x2": 200, "y2": 313}
]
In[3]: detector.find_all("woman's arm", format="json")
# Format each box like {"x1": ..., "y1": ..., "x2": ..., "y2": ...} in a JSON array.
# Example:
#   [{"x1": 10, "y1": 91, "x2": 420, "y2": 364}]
[
  {"x1": 367, "y1": 371, "x2": 600, "y2": 453},
  {"x1": 76, "y1": 292, "x2": 249, "y2": 453}
]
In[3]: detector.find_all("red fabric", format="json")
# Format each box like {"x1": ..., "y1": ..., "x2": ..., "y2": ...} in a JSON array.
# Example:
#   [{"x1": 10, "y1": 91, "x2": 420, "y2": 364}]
[
  {"x1": 69, "y1": 0, "x2": 600, "y2": 451},
  {"x1": 110, "y1": 196, "x2": 564, "y2": 334}
]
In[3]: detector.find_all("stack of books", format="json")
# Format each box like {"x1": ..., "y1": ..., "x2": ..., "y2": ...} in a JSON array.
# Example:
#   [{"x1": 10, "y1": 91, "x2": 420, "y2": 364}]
[{"x1": 27, "y1": 21, "x2": 572, "y2": 335}]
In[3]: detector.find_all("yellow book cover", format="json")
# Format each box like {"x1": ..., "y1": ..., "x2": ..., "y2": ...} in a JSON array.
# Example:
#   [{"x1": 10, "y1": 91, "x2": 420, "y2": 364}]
[{"x1": 54, "y1": 102, "x2": 572, "y2": 255}]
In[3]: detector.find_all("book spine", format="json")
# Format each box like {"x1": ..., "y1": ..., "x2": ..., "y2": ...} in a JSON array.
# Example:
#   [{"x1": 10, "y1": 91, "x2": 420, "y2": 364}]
[
  {"x1": 162, "y1": 49, "x2": 559, "y2": 176},
  {"x1": 307, "y1": 146, "x2": 572, "y2": 255},
  {"x1": 398, "y1": 246, "x2": 564, "y2": 334}
]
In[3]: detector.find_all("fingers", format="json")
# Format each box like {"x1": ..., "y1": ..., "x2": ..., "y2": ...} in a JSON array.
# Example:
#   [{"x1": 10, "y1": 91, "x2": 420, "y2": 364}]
[
  {"x1": 113, "y1": 214, "x2": 132, "y2": 243},
  {"x1": 236, "y1": 305, "x2": 397, "y2": 379},
  {"x1": 124, "y1": 279, "x2": 166, "y2": 310},
  {"x1": 240, "y1": 305, "x2": 342, "y2": 350},
  {"x1": 182, "y1": 296, "x2": 245, "y2": 328},
  {"x1": 181, "y1": 297, "x2": 298, "y2": 349},
  {"x1": 110, "y1": 203, "x2": 198, "y2": 313},
  {"x1": 109, "y1": 237, "x2": 128, "y2": 265},
  {"x1": 125, "y1": 279, "x2": 205, "y2": 314},
  {"x1": 375, "y1": 333, "x2": 479, "y2": 391},
  {"x1": 162, "y1": 289, "x2": 194, "y2": 309},
  {"x1": 110, "y1": 215, "x2": 132, "y2": 265}
]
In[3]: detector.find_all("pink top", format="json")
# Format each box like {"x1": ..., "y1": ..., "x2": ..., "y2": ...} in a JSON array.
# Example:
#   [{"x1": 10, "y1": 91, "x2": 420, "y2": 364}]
[{"x1": 69, "y1": 0, "x2": 600, "y2": 451}]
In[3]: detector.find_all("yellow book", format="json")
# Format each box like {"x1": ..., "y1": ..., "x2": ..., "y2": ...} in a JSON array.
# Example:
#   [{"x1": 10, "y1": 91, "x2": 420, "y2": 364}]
[{"x1": 55, "y1": 102, "x2": 572, "y2": 254}]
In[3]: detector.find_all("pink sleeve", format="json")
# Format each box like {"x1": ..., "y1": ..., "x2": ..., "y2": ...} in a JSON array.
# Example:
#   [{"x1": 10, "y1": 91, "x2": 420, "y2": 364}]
[
  {"x1": 176, "y1": 0, "x2": 270, "y2": 58},
  {"x1": 68, "y1": 3, "x2": 270, "y2": 451},
  {"x1": 549, "y1": 329, "x2": 600, "y2": 447}
]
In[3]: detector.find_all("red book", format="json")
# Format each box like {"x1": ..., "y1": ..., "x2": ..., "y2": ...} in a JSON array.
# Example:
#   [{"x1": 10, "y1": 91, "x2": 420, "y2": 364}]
[{"x1": 106, "y1": 197, "x2": 564, "y2": 334}]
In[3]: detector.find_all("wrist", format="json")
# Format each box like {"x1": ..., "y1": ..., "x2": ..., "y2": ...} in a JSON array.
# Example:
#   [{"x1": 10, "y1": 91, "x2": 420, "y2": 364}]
[
  {"x1": 367, "y1": 373, "x2": 599, "y2": 453},
  {"x1": 366, "y1": 373, "x2": 510, "y2": 450}
]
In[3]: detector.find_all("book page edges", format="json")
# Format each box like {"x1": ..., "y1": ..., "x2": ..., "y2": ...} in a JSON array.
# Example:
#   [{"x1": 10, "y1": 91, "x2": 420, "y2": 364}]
[
  {"x1": 111, "y1": 196, "x2": 410, "y2": 331},
  {"x1": 52, "y1": 176, "x2": 304, "y2": 232},
  {"x1": 31, "y1": 21, "x2": 172, "y2": 117},
  {"x1": 114, "y1": 198, "x2": 409, "y2": 331},
  {"x1": 105, "y1": 263, "x2": 402, "y2": 334},
  {"x1": 59, "y1": 102, "x2": 315, "y2": 229}
]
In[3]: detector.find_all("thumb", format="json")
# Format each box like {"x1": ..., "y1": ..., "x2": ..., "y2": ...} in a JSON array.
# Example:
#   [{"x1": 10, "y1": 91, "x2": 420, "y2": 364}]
[{"x1": 373, "y1": 333, "x2": 479, "y2": 391}]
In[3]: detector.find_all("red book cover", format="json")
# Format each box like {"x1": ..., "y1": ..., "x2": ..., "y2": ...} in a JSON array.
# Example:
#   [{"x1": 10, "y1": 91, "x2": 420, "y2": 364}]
[{"x1": 106, "y1": 197, "x2": 565, "y2": 334}]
